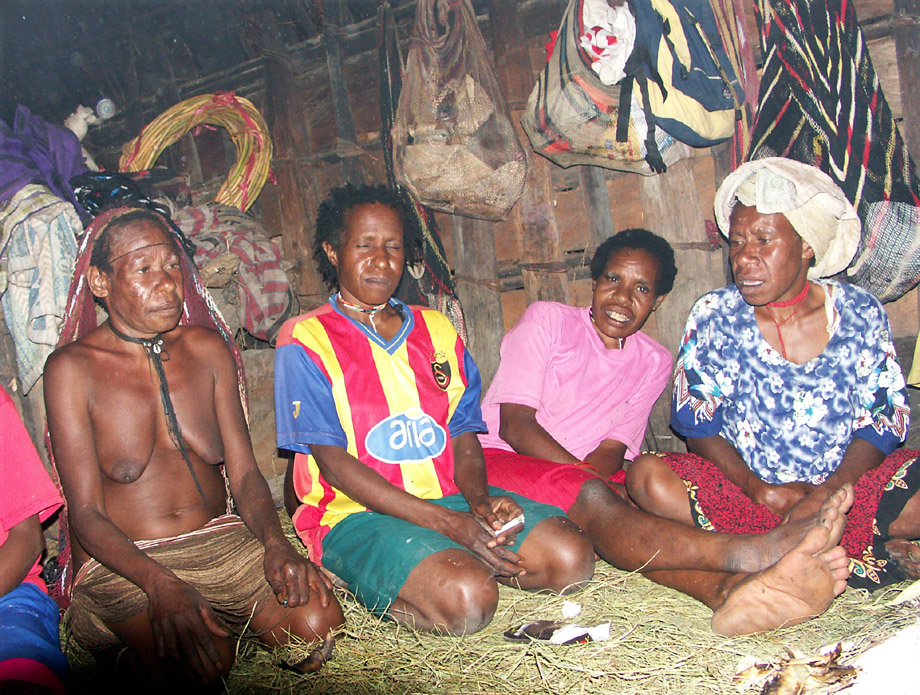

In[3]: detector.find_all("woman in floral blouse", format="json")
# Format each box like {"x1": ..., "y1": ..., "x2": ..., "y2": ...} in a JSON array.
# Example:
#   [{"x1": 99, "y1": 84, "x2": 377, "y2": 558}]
[{"x1": 627, "y1": 158, "x2": 920, "y2": 590}]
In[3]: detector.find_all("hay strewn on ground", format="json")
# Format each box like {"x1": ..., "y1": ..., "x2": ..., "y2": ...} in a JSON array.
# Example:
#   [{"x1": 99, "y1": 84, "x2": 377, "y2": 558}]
[{"x1": 65, "y1": 527, "x2": 920, "y2": 695}]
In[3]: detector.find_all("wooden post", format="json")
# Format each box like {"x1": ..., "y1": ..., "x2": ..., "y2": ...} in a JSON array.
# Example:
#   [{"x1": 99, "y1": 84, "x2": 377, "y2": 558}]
[
  {"x1": 451, "y1": 215, "x2": 504, "y2": 387},
  {"x1": 120, "y1": 30, "x2": 145, "y2": 151},
  {"x1": 488, "y1": 0, "x2": 569, "y2": 305},
  {"x1": 640, "y1": 158, "x2": 725, "y2": 451},
  {"x1": 261, "y1": 43, "x2": 328, "y2": 304},
  {"x1": 894, "y1": 0, "x2": 920, "y2": 159},
  {"x1": 150, "y1": 32, "x2": 204, "y2": 187},
  {"x1": 710, "y1": 139, "x2": 734, "y2": 282},
  {"x1": 578, "y1": 166, "x2": 616, "y2": 249},
  {"x1": 893, "y1": 0, "x2": 920, "y2": 362},
  {"x1": 322, "y1": 0, "x2": 364, "y2": 186},
  {"x1": 640, "y1": 160, "x2": 723, "y2": 352}
]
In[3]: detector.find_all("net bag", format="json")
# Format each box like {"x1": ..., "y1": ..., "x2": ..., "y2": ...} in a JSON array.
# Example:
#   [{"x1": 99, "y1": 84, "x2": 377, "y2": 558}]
[{"x1": 392, "y1": 0, "x2": 526, "y2": 220}]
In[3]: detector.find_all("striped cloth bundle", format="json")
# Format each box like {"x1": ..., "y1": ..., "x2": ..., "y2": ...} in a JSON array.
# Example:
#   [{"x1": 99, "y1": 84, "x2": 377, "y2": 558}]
[{"x1": 748, "y1": 0, "x2": 920, "y2": 302}]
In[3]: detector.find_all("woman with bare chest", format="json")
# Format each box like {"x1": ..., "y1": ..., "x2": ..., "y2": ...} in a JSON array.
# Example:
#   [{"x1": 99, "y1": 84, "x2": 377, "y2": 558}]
[{"x1": 45, "y1": 208, "x2": 343, "y2": 688}]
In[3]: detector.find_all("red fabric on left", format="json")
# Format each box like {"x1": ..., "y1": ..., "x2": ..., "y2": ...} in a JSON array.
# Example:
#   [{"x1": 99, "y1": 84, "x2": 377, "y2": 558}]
[{"x1": 0, "y1": 386, "x2": 62, "y2": 591}]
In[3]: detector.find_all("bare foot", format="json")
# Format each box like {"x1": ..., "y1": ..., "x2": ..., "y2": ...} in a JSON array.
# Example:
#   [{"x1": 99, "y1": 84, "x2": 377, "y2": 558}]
[
  {"x1": 710, "y1": 521, "x2": 851, "y2": 637},
  {"x1": 885, "y1": 539, "x2": 920, "y2": 580},
  {"x1": 726, "y1": 485, "x2": 854, "y2": 574},
  {"x1": 279, "y1": 631, "x2": 335, "y2": 674}
]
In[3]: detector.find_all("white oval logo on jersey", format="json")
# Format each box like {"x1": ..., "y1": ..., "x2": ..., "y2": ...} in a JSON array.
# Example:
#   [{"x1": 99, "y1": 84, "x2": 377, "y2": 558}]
[{"x1": 364, "y1": 407, "x2": 447, "y2": 464}]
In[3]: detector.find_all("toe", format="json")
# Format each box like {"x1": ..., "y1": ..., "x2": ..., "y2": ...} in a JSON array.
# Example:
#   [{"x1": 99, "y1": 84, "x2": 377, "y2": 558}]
[
  {"x1": 886, "y1": 539, "x2": 920, "y2": 561},
  {"x1": 890, "y1": 555, "x2": 920, "y2": 579}
]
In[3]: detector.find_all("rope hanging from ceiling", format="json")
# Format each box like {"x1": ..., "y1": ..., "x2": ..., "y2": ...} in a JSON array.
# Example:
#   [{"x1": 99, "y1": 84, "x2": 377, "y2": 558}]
[{"x1": 118, "y1": 92, "x2": 273, "y2": 212}]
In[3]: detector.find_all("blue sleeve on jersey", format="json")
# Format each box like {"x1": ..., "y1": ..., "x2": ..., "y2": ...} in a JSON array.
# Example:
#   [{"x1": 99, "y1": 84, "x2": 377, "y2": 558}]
[
  {"x1": 448, "y1": 348, "x2": 487, "y2": 437},
  {"x1": 274, "y1": 343, "x2": 347, "y2": 454}
]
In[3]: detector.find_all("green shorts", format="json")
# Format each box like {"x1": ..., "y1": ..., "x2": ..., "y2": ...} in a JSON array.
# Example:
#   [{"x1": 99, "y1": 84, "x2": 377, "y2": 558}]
[{"x1": 320, "y1": 487, "x2": 566, "y2": 617}]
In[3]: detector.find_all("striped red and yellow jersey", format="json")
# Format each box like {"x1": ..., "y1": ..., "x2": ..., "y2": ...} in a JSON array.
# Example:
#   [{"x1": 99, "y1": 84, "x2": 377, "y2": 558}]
[{"x1": 274, "y1": 297, "x2": 485, "y2": 561}]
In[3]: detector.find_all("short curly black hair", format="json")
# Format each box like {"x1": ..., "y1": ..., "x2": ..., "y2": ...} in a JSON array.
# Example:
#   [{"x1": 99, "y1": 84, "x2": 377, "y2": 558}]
[
  {"x1": 312, "y1": 183, "x2": 424, "y2": 289},
  {"x1": 589, "y1": 228, "x2": 677, "y2": 295}
]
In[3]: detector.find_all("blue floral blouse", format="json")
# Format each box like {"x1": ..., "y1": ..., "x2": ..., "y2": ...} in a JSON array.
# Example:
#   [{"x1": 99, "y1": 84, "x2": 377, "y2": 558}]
[{"x1": 671, "y1": 281, "x2": 910, "y2": 484}]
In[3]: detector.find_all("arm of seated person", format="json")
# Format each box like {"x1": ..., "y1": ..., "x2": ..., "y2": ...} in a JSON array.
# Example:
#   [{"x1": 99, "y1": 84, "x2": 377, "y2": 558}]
[
  {"x1": 583, "y1": 440, "x2": 628, "y2": 479},
  {"x1": 687, "y1": 434, "x2": 814, "y2": 517},
  {"x1": 451, "y1": 431, "x2": 526, "y2": 571},
  {"x1": 207, "y1": 333, "x2": 332, "y2": 610},
  {"x1": 500, "y1": 403, "x2": 627, "y2": 477},
  {"x1": 44, "y1": 349, "x2": 229, "y2": 680},
  {"x1": 784, "y1": 437, "x2": 885, "y2": 522},
  {"x1": 499, "y1": 403, "x2": 580, "y2": 464},
  {"x1": 310, "y1": 440, "x2": 524, "y2": 577},
  {"x1": 0, "y1": 514, "x2": 44, "y2": 597}
]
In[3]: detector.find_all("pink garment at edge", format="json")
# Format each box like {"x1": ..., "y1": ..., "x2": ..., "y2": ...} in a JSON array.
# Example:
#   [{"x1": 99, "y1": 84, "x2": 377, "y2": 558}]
[
  {"x1": 0, "y1": 386, "x2": 62, "y2": 592},
  {"x1": 479, "y1": 302, "x2": 671, "y2": 460}
]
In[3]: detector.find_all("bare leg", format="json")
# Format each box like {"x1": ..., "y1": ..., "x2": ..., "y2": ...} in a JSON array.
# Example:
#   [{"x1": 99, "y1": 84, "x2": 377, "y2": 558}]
[
  {"x1": 887, "y1": 476, "x2": 920, "y2": 536},
  {"x1": 247, "y1": 591, "x2": 345, "y2": 673},
  {"x1": 496, "y1": 516, "x2": 595, "y2": 593},
  {"x1": 389, "y1": 548, "x2": 499, "y2": 635},
  {"x1": 885, "y1": 538, "x2": 920, "y2": 579},
  {"x1": 569, "y1": 478, "x2": 849, "y2": 575},
  {"x1": 710, "y1": 527, "x2": 851, "y2": 636},
  {"x1": 249, "y1": 594, "x2": 345, "y2": 647},
  {"x1": 626, "y1": 453, "x2": 695, "y2": 524},
  {"x1": 882, "y1": 487, "x2": 920, "y2": 578},
  {"x1": 105, "y1": 610, "x2": 235, "y2": 691},
  {"x1": 888, "y1": 488, "x2": 920, "y2": 539},
  {"x1": 639, "y1": 486, "x2": 852, "y2": 636}
]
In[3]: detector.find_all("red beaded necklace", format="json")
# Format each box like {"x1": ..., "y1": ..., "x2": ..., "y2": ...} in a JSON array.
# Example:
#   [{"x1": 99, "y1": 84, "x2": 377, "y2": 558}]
[
  {"x1": 765, "y1": 281, "x2": 810, "y2": 359},
  {"x1": 768, "y1": 281, "x2": 810, "y2": 308}
]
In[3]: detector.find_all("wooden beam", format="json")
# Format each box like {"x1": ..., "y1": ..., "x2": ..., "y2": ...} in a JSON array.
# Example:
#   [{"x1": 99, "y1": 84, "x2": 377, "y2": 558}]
[
  {"x1": 710, "y1": 140, "x2": 733, "y2": 282},
  {"x1": 488, "y1": 0, "x2": 569, "y2": 306},
  {"x1": 260, "y1": 16, "x2": 328, "y2": 304},
  {"x1": 451, "y1": 215, "x2": 504, "y2": 387},
  {"x1": 640, "y1": 158, "x2": 725, "y2": 451},
  {"x1": 322, "y1": 0, "x2": 364, "y2": 185},
  {"x1": 119, "y1": 24, "x2": 146, "y2": 146},
  {"x1": 578, "y1": 167, "x2": 615, "y2": 249},
  {"x1": 640, "y1": 159, "x2": 723, "y2": 354},
  {"x1": 149, "y1": 32, "x2": 204, "y2": 185}
]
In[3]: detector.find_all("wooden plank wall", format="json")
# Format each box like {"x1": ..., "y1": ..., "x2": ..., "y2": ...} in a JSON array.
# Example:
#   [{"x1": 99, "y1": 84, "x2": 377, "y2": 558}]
[{"x1": 83, "y1": 0, "x2": 920, "y2": 400}]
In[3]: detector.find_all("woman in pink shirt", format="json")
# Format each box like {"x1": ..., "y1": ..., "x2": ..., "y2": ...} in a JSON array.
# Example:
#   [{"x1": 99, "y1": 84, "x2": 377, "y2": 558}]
[
  {"x1": 479, "y1": 229, "x2": 855, "y2": 636},
  {"x1": 480, "y1": 228, "x2": 675, "y2": 494}
]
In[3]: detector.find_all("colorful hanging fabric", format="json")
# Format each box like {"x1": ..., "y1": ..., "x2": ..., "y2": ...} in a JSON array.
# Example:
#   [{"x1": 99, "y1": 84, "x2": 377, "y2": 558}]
[
  {"x1": 749, "y1": 0, "x2": 920, "y2": 302},
  {"x1": 708, "y1": 0, "x2": 759, "y2": 169}
]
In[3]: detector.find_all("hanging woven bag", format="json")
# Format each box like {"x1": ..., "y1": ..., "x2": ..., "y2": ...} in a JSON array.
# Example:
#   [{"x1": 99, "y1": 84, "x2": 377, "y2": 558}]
[{"x1": 392, "y1": 0, "x2": 527, "y2": 220}]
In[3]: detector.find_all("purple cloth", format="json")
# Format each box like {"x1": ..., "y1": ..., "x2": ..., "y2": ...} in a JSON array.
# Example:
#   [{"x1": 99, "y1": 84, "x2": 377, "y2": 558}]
[{"x1": 0, "y1": 105, "x2": 87, "y2": 210}]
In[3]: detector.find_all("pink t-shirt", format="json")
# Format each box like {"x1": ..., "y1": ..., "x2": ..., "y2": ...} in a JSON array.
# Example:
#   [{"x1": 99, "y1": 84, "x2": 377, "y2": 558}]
[
  {"x1": 0, "y1": 386, "x2": 62, "y2": 592},
  {"x1": 479, "y1": 302, "x2": 672, "y2": 461}
]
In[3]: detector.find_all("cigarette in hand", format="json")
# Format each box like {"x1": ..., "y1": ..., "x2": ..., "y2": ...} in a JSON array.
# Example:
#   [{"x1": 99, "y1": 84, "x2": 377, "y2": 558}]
[{"x1": 495, "y1": 513, "x2": 525, "y2": 536}]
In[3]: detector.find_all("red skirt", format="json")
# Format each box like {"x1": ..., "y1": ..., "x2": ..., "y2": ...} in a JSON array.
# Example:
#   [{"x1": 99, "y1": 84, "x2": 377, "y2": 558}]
[
  {"x1": 483, "y1": 448, "x2": 626, "y2": 513},
  {"x1": 661, "y1": 449, "x2": 920, "y2": 589}
]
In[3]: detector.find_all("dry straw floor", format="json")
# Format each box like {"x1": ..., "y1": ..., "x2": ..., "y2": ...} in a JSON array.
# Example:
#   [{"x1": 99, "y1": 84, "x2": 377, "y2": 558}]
[{"x1": 66, "y1": 559, "x2": 918, "y2": 694}]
